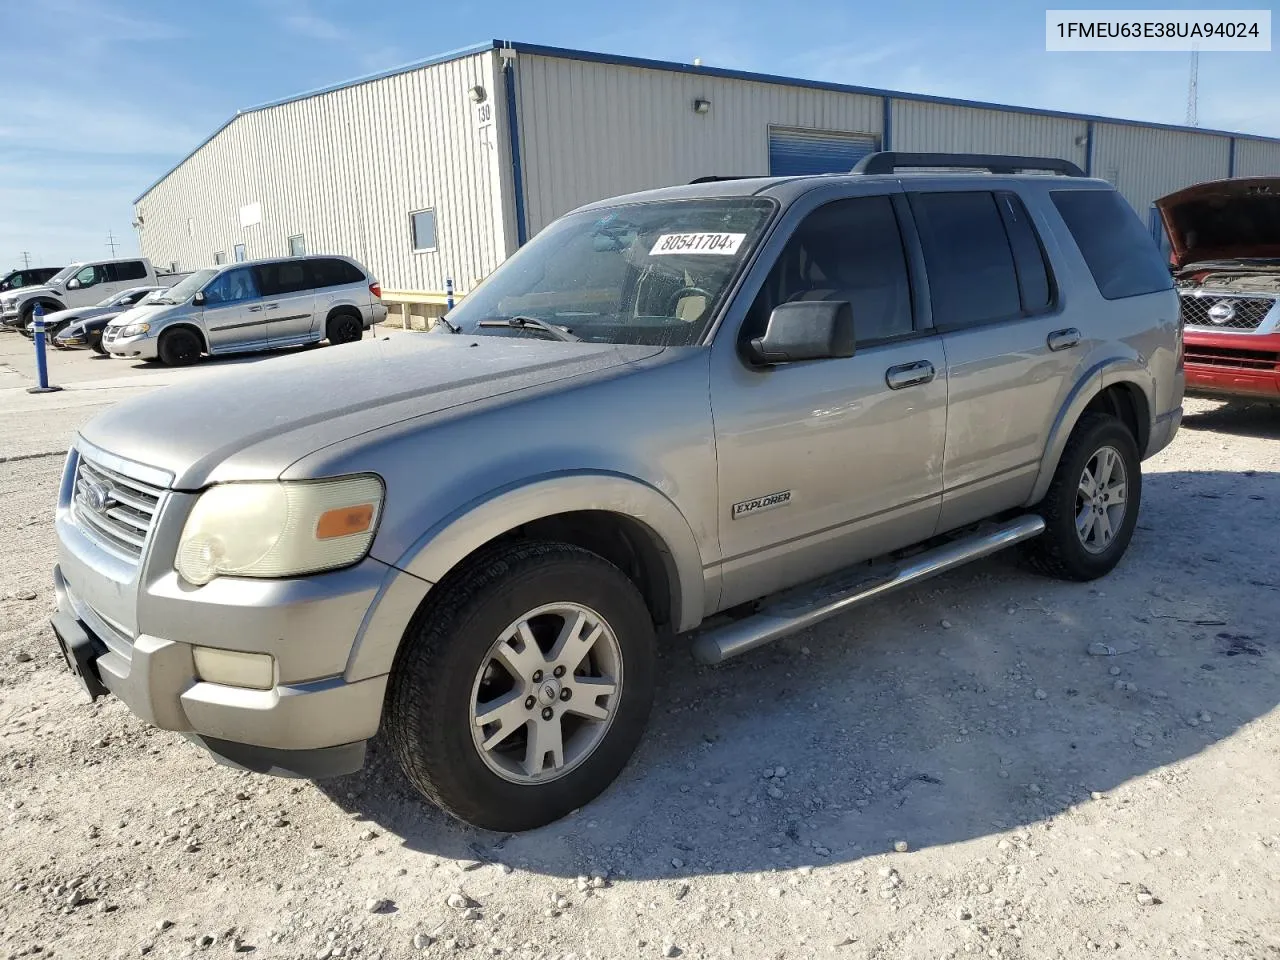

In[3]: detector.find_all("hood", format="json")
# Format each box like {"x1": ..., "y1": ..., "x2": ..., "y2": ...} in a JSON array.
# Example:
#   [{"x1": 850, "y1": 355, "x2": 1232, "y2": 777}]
[
  {"x1": 106, "y1": 302, "x2": 181, "y2": 327},
  {"x1": 47, "y1": 304, "x2": 111, "y2": 324},
  {"x1": 79, "y1": 333, "x2": 663, "y2": 489},
  {"x1": 2, "y1": 284, "x2": 56, "y2": 304},
  {"x1": 63, "y1": 310, "x2": 123, "y2": 334},
  {"x1": 1156, "y1": 177, "x2": 1280, "y2": 268}
]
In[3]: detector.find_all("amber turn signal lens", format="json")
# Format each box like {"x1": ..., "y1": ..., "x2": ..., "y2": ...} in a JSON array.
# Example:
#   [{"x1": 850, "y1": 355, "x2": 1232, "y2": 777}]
[{"x1": 315, "y1": 503, "x2": 376, "y2": 540}]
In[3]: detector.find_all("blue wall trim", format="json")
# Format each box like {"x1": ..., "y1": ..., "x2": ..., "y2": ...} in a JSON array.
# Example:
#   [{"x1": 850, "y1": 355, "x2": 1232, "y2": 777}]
[
  {"x1": 1228, "y1": 137, "x2": 1237, "y2": 177},
  {"x1": 882, "y1": 96, "x2": 893, "y2": 151},
  {"x1": 135, "y1": 36, "x2": 1280, "y2": 205},
  {"x1": 1084, "y1": 121, "x2": 1095, "y2": 176},
  {"x1": 503, "y1": 53, "x2": 529, "y2": 246}
]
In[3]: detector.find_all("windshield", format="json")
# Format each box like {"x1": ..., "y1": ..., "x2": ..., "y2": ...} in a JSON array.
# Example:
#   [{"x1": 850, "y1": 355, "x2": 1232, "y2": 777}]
[
  {"x1": 46, "y1": 265, "x2": 78, "y2": 286},
  {"x1": 155, "y1": 268, "x2": 217, "y2": 304},
  {"x1": 442, "y1": 198, "x2": 776, "y2": 346},
  {"x1": 95, "y1": 292, "x2": 122, "y2": 307}
]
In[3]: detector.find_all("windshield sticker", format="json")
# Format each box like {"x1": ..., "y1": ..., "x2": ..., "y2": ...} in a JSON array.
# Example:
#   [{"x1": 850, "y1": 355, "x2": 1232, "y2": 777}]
[{"x1": 650, "y1": 232, "x2": 746, "y2": 256}]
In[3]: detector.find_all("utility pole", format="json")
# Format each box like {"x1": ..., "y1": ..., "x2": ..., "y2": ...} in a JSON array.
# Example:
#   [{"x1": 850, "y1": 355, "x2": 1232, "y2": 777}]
[
  {"x1": 20, "y1": 251, "x2": 31, "y2": 268},
  {"x1": 106, "y1": 230, "x2": 119, "y2": 257},
  {"x1": 1185, "y1": 45, "x2": 1199, "y2": 127}
]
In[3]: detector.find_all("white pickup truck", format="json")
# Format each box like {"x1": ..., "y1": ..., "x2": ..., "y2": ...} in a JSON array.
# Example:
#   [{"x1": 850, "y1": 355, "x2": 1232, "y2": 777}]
[{"x1": 0, "y1": 257, "x2": 183, "y2": 330}]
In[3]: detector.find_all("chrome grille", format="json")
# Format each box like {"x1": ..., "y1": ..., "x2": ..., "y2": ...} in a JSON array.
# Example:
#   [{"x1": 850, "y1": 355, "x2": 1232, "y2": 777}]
[
  {"x1": 73, "y1": 454, "x2": 163, "y2": 561},
  {"x1": 1179, "y1": 293, "x2": 1274, "y2": 331}
]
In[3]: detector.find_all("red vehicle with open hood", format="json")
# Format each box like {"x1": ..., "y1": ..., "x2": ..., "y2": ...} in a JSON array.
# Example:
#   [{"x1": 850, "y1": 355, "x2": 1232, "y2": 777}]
[{"x1": 1157, "y1": 177, "x2": 1280, "y2": 402}]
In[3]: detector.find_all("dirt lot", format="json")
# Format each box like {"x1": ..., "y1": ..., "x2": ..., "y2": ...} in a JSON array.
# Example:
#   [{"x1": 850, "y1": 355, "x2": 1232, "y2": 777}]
[{"x1": 2, "y1": 338, "x2": 1279, "y2": 960}]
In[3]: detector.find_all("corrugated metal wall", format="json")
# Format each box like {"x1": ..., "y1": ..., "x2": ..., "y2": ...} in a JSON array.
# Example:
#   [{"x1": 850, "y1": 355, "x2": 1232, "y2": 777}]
[
  {"x1": 135, "y1": 52, "x2": 506, "y2": 293},
  {"x1": 1232, "y1": 138, "x2": 1280, "y2": 177},
  {"x1": 1090, "y1": 123, "x2": 1231, "y2": 213},
  {"x1": 890, "y1": 100, "x2": 1089, "y2": 171},
  {"x1": 512, "y1": 54, "x2": 884, "y2": 235}
]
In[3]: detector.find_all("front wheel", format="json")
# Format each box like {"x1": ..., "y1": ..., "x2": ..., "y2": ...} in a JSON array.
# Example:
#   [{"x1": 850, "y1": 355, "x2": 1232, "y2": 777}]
[
  {"x1": 385, "y1": 541, "x2": 656, "y2": 832},
  {"x1": 90, "y1": 337, "x2": 107, "y2": 356},
  {"x1": 157, "y1": 328, "x2": 202, "y2": 366},
  {"x1": 1023, "y1": 413, "x2": 1142, "y2": 581}
]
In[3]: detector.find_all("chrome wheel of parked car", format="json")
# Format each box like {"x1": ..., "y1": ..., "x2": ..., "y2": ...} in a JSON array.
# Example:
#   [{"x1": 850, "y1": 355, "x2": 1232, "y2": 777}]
[
  {"x1": 470, "y1": 602, "x2": 623, "y2": 785},
  {"x1": 1024, "y1": 412, "x2": 1142, "y2": 582},
  {"x1": 1076, "y1": 445, "x2": 1127, "y2": 555},
  {"x1": 386, "y1": 541, "x2": 655, "y2": 831}
]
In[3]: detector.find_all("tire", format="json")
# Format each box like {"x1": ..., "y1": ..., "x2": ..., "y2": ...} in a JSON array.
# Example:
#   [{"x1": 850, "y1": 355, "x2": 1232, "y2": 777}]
[
  {"x1": 385, "y1": 541, "x2": 656, "y2": 832},
  {"x1": 1023, "y1": 412, "x2": 1142, "y2": 581},
  {"x1": 157, "y1": 327, "x2": 202, "y2": 366},
  {"x1": 90, "y1": 338, "x2": 107, "y2": 356},
  {"x1": 326, "y1": 312, "x2": 363, "y2": 345}
]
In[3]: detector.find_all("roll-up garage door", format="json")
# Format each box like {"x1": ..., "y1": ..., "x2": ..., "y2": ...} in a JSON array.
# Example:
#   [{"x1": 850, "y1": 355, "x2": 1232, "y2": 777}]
[{"x1": 768, "y1": 127, "x2": 880, "y2": 176}]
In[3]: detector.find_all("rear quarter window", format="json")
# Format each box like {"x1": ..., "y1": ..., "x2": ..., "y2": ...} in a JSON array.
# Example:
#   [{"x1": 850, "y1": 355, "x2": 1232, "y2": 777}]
[
  {"x1": 1051, "y1": 190, "x2": 1172, "y2": 300},
  {"x1": 308, "y1": 258, "x2": 365, "y2": 288}
]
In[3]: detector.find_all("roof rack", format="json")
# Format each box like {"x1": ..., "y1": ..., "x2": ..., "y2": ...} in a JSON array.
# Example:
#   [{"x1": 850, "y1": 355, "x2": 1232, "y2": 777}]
[
  {"x1": 851, "y1": 152, "x2": 1086, "y2": 177},
  {"x1": 689, "y1": 175, "x2": 760, "y2": 183}
]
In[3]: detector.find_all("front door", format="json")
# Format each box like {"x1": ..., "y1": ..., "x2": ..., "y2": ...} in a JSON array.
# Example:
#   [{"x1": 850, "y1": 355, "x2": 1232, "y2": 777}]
[
  {"x1": 200, "y1": 266, "x2": 267, "y2": 352},
  {"x1": 711, "y1": 190, "x2": 948, "y2": 609},
  {"x1": 906, "y1": 188, "x2": 1081, "y2": 532},
  {"x1": 253, "y1": 261, "x2": 317, "y2": 345}
]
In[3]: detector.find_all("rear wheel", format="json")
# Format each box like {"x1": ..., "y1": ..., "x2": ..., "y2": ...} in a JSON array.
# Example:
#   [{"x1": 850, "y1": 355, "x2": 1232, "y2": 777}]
[
  {"x1": 1023, "y1": 413, "x2": 1142, "y2": 581},
  {"x1": 385, "y1": 541, "x2": 656, "y2": 832},
  {"x1": 326, "y1": 312, "x2": 362, "y2": 345},
  {"x1": 157, "y1": 328, "x2": 202, "y2": 366}
]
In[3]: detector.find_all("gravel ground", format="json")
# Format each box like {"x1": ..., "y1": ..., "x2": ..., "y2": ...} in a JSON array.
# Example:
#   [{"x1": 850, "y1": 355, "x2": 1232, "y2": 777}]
[{"x1": 2, "y1": 397, "x2": 1279, "y2": 960}]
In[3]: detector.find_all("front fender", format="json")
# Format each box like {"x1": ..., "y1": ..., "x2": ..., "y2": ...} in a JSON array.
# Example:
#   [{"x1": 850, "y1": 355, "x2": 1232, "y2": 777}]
[
  {"x1": 1025, "y1": 356, "x2": 1155, "y2": 507},
  {"x1": 345, "y1": 472, "x2": 707, "y2": 681}
]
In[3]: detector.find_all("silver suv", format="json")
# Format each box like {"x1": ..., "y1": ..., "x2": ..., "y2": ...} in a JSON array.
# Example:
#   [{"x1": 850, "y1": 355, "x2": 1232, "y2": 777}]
[
  {"x1": 103, "y1": 255, "x2": 387, "y2": 365},
  {"x1": 51, "y1": 154, "x2": 1183, "y2": 832}
]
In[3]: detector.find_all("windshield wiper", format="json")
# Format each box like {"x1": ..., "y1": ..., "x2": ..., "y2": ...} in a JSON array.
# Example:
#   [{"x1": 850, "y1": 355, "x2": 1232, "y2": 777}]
[{"x1": 477, "y1": 315, "x2": 581, "y2": 342}]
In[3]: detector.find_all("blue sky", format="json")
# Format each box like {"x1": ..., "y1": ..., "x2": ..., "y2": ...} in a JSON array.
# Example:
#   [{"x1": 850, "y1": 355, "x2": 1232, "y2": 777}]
[{"x1": 1, "y1": 0, "x2": 1275, "y2": 269}]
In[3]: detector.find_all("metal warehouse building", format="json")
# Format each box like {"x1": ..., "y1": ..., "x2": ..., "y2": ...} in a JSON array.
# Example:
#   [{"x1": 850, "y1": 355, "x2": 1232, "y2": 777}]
[{"x1": 133, "y1": 39, "x2": 1280, "y2": 311}]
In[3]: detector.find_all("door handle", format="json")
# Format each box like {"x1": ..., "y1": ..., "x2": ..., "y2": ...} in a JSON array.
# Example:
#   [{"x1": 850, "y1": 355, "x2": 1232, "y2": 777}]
[
  {"x1": 1048, "y1": 328, "x2": 1081, "y2": 351},
  {"x1": 247, "y1": 305, "x2": 263, "y2": 312},
  {"x1": 885, "y1": 360, "x2": 936, "y2": 390},
  {"x1": 264, "y1": 302, "x2": 279, "y2": 311}
]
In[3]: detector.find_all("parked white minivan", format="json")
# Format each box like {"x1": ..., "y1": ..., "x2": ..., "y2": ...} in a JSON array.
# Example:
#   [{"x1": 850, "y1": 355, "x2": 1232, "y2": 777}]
[{"x1": 104, "y1": 255, "x2": 387, "y2": 365}]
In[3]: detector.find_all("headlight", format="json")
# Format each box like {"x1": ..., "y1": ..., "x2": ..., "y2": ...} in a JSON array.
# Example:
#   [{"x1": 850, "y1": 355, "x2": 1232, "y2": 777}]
[
  {"x1": 175, "y1": 476, "x2": 384, "y2": 585},
  {"x1": 118, "y1": 322, "x2": 151, "y2": 338}
]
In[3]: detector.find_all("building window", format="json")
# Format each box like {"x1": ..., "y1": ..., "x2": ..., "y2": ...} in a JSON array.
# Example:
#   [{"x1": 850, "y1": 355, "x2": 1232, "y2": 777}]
[
  {"x1": 214, "y1": 251, "x2": 226, "y2": 265},
  {"x1": 288, "y1": 234, "x2": 306, "y2": 257},
  {"x1": 233, "y1": 243, "x2": 246, "y2": 263},
  {"x1": 187, "y1": 218, "x2": 195, "y2": 238},
  {"x1": 410, "y1": 209, "x2": 437, "y2": 252}
]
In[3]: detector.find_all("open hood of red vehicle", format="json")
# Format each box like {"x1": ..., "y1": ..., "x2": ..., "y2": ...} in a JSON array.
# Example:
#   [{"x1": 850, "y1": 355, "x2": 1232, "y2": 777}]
[{"x1": 1156, "y1": 177, "x2": 1280, "y2": 268}]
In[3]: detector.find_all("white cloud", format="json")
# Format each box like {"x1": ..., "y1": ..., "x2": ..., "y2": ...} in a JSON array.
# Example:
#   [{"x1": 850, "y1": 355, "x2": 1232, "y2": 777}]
[{"x1": 282, "y1": 12, "x2": 345, "y2": 42}]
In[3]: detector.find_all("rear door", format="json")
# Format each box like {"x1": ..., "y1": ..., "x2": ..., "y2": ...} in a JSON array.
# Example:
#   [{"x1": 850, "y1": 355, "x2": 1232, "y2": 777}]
[
  {"x1": 255, "y1": 260, "x2": 316, "y2": 345},
  {"x1": 907, "y1": 187, "x2": 1078, "y2": 532},
  {"x1": 200, "y1": 266, "x2": 267, "y2": 352}
]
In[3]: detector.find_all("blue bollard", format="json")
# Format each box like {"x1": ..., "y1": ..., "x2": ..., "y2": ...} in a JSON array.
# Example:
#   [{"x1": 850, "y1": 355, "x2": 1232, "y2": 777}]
[
  {"x1": 27, "y1": 303, "x2": 63, "y2": 395},
  {"x1": 446, "y1": 276, "x2": 455, "y2": 311}
]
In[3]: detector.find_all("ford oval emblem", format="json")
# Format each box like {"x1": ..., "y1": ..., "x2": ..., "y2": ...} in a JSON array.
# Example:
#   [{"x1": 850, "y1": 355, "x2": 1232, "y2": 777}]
[{"x1": 1207, "y1": 300, "x2": 1236, "y2": 325}]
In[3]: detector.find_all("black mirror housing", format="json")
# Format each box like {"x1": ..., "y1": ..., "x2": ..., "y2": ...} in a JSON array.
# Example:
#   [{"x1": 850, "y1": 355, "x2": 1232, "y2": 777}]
[
  {"x1": 193, "y1": 291, "x2": 205, "y2": 305},
  {"x1": 745, "y1": 300, "x2": 856, "y2": 366}
]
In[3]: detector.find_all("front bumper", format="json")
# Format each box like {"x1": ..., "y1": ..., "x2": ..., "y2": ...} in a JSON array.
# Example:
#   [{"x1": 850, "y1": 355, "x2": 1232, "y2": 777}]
[
  {"x1": 1184, "y1": 329, "x2": 1280, "y2": 402},
  {"x1": 53, "y1": 562, "x2": 389, "y2": 777},
  {"x1": 102, "y1": 328, "x2": 159, "y2": 360}
]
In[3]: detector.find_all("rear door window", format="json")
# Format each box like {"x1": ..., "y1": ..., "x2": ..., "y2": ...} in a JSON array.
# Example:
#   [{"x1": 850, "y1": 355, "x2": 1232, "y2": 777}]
[
  {"x1": 308, "y1": 258, "x2": 364, "y2": 288},
  {"x1": 254, "y1": 261, "x2": 312, "y2": 296},
  {"x1": 106, "y1": 261, "x2": 149, "y2": 282},
  {"x1": 908, "y1": 191, "x2": 1021, "y2": 330},
  {"x1": 1051, "y1": 189, "x2": 1173, "y2": 300},
  {"x1": 995, "y1": 191, "x2": 1054, "y2": 313}
]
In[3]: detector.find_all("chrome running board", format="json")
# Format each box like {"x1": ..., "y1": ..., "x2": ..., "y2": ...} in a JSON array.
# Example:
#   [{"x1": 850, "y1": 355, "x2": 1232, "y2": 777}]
[{"x1": 691, "y1": 514, "x2": 1046, "y2": 665}]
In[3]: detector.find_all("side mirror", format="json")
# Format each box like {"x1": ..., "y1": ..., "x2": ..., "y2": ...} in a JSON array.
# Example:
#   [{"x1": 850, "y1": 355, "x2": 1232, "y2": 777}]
[
  {"x1": 193, "y1": 291, "x2": 205, "y2": 305},
  {"x1": 66, "y1": 278, "x2": 81, "y2": 290},
  {"x1": 744, "y1": 300, "x2": 855, "y2": 366}
]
